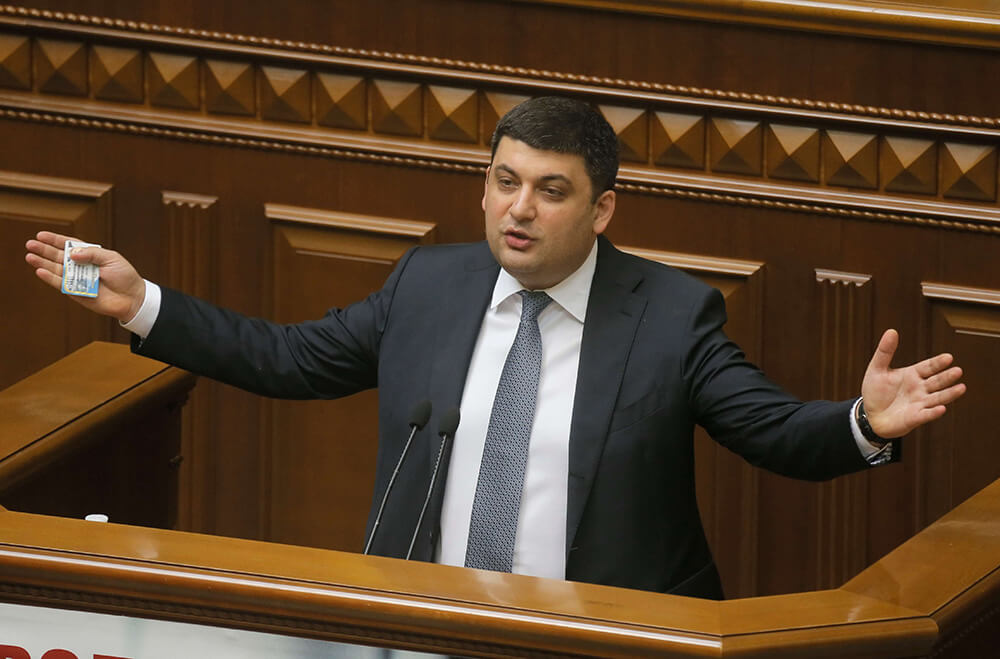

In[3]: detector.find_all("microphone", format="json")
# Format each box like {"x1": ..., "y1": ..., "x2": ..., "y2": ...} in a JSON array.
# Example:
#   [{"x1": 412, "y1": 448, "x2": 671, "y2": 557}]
[
  {"x1": 406, "y1": 407, "x2": 460, "y2": 560},
  {"x1": 363, "y1": 399, "x2": 432, "y2": 555}
]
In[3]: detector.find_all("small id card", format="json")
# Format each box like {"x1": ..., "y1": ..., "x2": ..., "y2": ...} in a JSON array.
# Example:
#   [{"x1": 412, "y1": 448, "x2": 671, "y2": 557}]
[{"x1": 61, "y1": 240, "x2": 101, "y2": 298}]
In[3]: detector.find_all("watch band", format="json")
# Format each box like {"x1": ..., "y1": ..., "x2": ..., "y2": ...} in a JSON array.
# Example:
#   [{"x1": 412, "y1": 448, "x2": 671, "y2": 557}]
[{"x1": 856, "y1": 398, "x2": 894, "y2": 448}]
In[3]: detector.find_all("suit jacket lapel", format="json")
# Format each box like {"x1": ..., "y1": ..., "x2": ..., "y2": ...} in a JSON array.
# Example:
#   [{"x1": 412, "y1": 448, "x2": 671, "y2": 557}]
[
  {"x1": 426, "y1": 242, "x2": 499, "y2": 421},
  {"x1": 566, "y1": 237, "x2": 646, "y2": 553},
  {"x1": 415, "y1": 243, "x2": 498, "y2": 557}
]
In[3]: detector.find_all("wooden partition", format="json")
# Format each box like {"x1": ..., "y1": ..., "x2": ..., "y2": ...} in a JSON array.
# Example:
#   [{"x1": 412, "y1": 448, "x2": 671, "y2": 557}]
[
  {"x1": 0, "y1": 341, "x2": 196, "y2": 527},
  {"x1": 0, "y1": 477, "x2": 997, "y2": 657},
  {"x1": 1, "y1": 0, "x2": 999, "y2": 599}
]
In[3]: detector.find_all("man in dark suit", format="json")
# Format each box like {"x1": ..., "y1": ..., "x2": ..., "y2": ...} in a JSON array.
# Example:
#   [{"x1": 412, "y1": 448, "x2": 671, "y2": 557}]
[{"x1": 25, "y1": 97, "x2": 965, "y2": 599}]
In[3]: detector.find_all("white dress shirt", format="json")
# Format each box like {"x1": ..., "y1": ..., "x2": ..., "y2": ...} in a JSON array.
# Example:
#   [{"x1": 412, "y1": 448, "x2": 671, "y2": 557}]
[{"x1": 436, "y1": 242, "x2": 597, "y2": 580}]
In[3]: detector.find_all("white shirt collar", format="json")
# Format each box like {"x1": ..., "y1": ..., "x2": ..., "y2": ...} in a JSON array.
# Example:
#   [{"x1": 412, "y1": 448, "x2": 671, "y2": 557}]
[{"x1": 490, "y1": 239, "x2": 598, "y2": 323}]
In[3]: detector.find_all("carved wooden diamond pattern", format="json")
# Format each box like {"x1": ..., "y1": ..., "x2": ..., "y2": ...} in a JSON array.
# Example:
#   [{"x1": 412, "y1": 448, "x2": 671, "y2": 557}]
[
  {"x1": 483, "y1": 92, "x2": 530, "y2": 144},
  {"x1": 941, "y1": 143, "x2": 997, "y2": 202},
  {"x1": 261, "y1": 65, "x2": 311, "y2": 124},
  {"x1": 92, "y1": 45, "x2": 143, "y2": 103},
  {"x1": 652, "y1": 112, "x2": 704, "y2": 169},
  {"x1": 35, "y1": 39, "x2": 87, "y2": 96},
  {"x1": 205, "y1": 59, "x2": 255, "y2": 117},
  {"x1": 709, "y1": 118, "x2": 762, "y2": 176},
  {"x1": 824, "y1": 131, "x2": 878, "y2": 189},
  {"x1": 315, "y1": 73, "x2": 366, "y2": 130},
  {"x1": 372, "y1": 80, "x2": 422, "y2": 137},
  {"x1": 767, "y1": 125, "x2": 820, "y2": 182},
  {"x1": 0, "y1": 34, "x2": 30, "y2": 90},
  {"x1": 883, "y1": 136, "x2": 937, "y2": 195},
  {"x1": 601, "y1": 105, "x2": 647, "y2": 163},
  {"x1": 427, "y1": 85, "x2": 478, "y2": 143},
  {"x1": 148, "y1": 52, "x2": 200, "y2": 110}
]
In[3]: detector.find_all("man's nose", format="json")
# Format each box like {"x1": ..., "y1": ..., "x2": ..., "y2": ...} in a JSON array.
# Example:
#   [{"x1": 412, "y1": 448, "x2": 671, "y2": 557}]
[{"x1": 509, "y1": 188, "x2": 536, "y2": 221}]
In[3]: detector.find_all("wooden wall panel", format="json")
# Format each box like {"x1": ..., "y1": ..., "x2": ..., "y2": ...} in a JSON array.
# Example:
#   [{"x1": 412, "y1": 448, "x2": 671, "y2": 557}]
[
  {"x1": 0, "y1": 170, "x2": 113, "y2": 389},
  {"x1": 264, "y1": 204, "x2": 436, "y2": 551},
  {"x1": 813, "y1": 270, "x2": 873, "y2": 590},
  {"x1": 2, "y1": 1, "x2": 999, "y2": 599},
  {"x1": 920, "y1": 283, "x2": 1000, "y2": 527},
  {"x1": 162, "y1": 190, "x2": 218, "y2": 533}
]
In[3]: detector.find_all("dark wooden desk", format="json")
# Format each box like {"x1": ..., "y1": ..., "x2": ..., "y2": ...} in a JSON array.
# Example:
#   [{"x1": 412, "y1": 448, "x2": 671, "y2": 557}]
[{"x1": 0, "y1": 341, "x2": 196, "y2": 528}]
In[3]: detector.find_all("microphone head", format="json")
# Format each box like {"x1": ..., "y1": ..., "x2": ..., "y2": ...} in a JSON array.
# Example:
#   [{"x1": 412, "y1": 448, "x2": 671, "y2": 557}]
[
  {"x1": 438, "y1": 407, "x2": 461, "y2": 438},
  {"x1": 409, "y1": 400, "x2": 432, "y2": 430}
]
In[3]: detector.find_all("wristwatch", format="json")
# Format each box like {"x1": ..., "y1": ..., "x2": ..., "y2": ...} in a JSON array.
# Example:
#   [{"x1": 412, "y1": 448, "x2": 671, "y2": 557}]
[{"x1": 856, "y1": 398, "x2": 896, "y2": 465}]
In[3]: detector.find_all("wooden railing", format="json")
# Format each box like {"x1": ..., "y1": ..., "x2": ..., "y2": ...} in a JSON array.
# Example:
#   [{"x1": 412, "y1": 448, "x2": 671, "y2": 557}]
[
  {"x1": 0, "y1": 477, "x2": 997, "y2": 656},
  {"x1": 0, "y1": 343, "x2": 997, "y2": 656}
]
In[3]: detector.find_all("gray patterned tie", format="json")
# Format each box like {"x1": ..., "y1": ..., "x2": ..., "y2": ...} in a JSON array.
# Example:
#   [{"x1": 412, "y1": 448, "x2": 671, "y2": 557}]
[{"x1": 465, "y1": 290, "x2": 552, "y2": 572}]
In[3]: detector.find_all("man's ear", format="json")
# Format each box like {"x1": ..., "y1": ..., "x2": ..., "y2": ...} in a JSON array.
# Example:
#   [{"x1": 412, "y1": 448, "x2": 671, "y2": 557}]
[
  {"x1": 592, "y1": 189, "x2": 616, "y2": 235},
  {"x1": 481, "y1": 166, "x2": 491, "y2": 212}
]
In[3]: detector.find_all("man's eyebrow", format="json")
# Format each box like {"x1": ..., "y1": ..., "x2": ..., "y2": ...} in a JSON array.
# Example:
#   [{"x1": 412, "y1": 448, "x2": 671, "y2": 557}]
[
  {"x1": 494, "y1": 164, "x2": 574, "y2": 187},
  {"x1": 537, "y1": 174, "x2": 573, "y2": 187},
  {"x1": 493, "y1": 164, "x2": 519, "y2": 178}
]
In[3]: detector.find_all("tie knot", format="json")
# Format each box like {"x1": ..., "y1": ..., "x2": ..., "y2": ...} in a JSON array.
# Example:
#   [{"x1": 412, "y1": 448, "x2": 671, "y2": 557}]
[{"x1": 518, "y1": 290, "x2": 552, "y2": 322}]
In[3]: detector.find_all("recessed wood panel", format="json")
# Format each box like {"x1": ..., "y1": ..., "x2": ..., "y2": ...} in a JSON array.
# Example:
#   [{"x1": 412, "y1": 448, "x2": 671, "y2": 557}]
[
  {"x1": 0, "y1": 171, "x2": 113, "y2": 390},
  {"x1": 265, "y1": 205, "x2": 435, "y2": 551},
  {"x1": 920, "y1": 283, "x2": 1000, "y2": 528}
]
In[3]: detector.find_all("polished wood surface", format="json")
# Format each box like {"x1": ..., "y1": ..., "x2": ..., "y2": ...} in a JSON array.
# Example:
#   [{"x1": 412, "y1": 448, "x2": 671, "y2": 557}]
[
  {"x1": 519, "y1": 0, "x2": 1000, "y2": 49},
  {"x1": 1, "y1": 477, "x2": 997, "y2": 656},
  {"x1": 1, "y1": 1, "x2": 999, "y2": 600},
  {"x1": 0, "y1": 341, "x2": 196, "y2": 527}
]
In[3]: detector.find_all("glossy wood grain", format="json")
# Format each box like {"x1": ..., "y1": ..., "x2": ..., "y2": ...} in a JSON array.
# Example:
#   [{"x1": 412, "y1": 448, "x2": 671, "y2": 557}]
[
  {"x1": 2, "y1": 477, "x2": 996, "y2": 656},
  {"x1": 517, "y1": 0, "x2": 1000, "y2": 49},
  {"x1": 0, "y1": 341, "x2": 196, "y2": 527}
]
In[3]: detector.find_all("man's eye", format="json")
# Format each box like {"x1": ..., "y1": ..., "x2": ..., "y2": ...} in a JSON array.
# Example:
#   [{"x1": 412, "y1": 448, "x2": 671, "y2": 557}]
[
  {"x1": 544, "y1": 188, "x2": 565, "y2": 198},
  {"x1": 497, "y1": 178, "x2": 516, "y2": 189}
]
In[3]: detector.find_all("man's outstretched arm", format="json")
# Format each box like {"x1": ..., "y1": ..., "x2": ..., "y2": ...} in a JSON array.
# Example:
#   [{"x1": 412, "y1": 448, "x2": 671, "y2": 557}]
[{"x1": 25, "y1": 230, "x2": 146, "y2": 324}]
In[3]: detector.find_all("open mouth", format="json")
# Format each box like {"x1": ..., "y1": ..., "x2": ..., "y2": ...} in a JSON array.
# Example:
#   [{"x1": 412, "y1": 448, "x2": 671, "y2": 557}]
[{"x1": 504, "y1": 228, "x2": 534, "y2": 249}]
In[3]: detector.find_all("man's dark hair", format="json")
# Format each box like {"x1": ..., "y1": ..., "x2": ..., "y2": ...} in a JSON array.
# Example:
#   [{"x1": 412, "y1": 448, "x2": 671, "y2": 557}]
[{"x1": 490, "y1": 96, "x2": 620, "y2": 201}]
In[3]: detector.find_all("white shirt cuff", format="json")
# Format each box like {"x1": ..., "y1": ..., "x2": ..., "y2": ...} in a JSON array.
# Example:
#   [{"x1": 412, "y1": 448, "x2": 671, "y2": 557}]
[
  {"x1": 850, "y1": 397, "x2": 892, "y2": 464},
  {"x1": 120, "y1": 280, "x2": 161, "y2": 339}
]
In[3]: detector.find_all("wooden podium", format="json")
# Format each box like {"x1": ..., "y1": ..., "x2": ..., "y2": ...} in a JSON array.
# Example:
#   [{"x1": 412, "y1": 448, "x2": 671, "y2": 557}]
[{"x1": 0, "y1": 344, "x2": 997, "y2": 656}]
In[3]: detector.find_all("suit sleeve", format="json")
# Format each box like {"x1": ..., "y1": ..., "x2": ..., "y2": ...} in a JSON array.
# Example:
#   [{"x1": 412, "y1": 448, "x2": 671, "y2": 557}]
[
  {"x1": 132, "y1": 247, "x2": 418, "y2": 400},
  {"x1": 684, "y1": 287, "x2": 869, "y2": 481}
]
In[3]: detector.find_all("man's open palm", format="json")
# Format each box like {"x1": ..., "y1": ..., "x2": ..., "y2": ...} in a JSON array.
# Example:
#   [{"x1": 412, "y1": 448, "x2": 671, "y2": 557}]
[{"x1": 861, "y1": 329, "x2": 966, "y2": 438}]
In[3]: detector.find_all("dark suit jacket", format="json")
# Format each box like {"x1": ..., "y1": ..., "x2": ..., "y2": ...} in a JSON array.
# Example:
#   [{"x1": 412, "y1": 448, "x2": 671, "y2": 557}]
[{"x1": 135, "y1": 236, "x2": 871, "y2": 599}]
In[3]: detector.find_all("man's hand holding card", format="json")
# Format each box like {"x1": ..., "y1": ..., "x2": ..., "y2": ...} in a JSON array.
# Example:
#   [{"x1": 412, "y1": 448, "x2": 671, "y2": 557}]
[{"x1": 25, "y1": 231, "x2": 147, "y2": 323}]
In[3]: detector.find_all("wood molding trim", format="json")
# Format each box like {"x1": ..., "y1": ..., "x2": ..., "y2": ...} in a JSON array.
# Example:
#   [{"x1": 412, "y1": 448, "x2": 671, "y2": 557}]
[
  {"x1": 815, "y1": 269, "x2": 872, "y2": 286},
  {"x1": 3, "y1": 4, "x2": 999, "y2": 126},
  {"x1": 0, "y1": 169, "x2": 111, "y2": 199},
  {"x1": 3, "y1": 10, "x2": 1000, "y2": 233},
  {"x1": 266, "y1": 203, "x2": 437, "y2": 240},
  {"x1": 922, "y1": 282, "x2": 1000, "y2": 306},
  {"x1": 621, "y1": 245, "x2": 763, "y2": 277},
  {"x1": 515, "y1": 0, "x2": 1000, "y2": 51}
]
